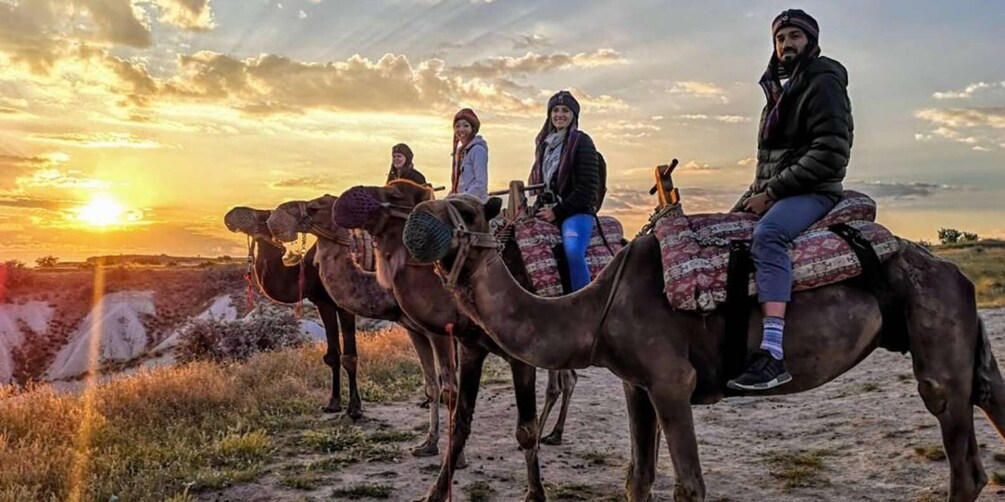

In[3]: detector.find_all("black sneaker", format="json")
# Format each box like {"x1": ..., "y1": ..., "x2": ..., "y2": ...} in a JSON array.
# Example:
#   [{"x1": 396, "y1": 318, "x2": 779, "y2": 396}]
[{"x1": 727, "y1": 349, "x2": 792, "y2": 391}]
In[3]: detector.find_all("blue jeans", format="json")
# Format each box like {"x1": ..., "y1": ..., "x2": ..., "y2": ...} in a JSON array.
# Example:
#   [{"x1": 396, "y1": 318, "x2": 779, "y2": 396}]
[
  {"x1": 561, "y1": 214, "x2": 595, "y2": 292},
  {"x1": 751, "y1": 193, "x2": 836, "y2": 303}
]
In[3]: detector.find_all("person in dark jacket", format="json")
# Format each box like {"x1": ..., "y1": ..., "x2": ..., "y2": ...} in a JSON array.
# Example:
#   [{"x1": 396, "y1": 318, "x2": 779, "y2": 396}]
[
  {"x1": 529, "y1": 90, "x2": 601, "y2": 293},
  {"x1": 727, "y1": 9, "x2": 854, "y2": 391},
  {"x1": 386, "y1": 143, "x2": 427, "y2": 185}
]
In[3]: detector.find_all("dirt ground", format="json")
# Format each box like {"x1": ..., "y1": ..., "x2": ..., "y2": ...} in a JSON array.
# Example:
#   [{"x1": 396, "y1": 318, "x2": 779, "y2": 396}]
[{"x1": 203, "y1": 308, "x2": 1005, "y2": 501}]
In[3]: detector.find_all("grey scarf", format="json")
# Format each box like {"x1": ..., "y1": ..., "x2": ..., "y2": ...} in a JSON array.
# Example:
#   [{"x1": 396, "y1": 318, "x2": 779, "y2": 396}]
[{"x1": 542, "y1": 129, "x2": 566, "y2": 192}]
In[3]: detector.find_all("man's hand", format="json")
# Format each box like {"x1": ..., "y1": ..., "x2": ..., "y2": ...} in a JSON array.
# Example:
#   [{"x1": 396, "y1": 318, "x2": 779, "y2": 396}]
[
  {"x1": 743, "y1": 192, "x2": 775, "y2": 215},
  {"x1": 536, "y1": 207, "x2": 556, "y2": 223}
]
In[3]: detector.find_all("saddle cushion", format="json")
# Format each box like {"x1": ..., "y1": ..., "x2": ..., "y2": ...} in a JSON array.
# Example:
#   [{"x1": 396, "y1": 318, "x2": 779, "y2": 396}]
[
  {"x1": 350, "y1": 230, "x2": 377, "y2": 272},
  {"x1": 655, "y1": 191, "x2": 901, "y2": 311},
  {"x1": 513, "y1": 216, "x2": 625, "y2": 297}
]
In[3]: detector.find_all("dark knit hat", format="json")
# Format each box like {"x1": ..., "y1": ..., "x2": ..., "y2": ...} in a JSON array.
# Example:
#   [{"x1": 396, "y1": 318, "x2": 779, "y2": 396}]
[
  {"x1": 547, "y1": 90, "x2": 580, "y2": 118},
  {"x1": 453, "y1": 108, "x2": 480, "y2": 135},
  {"x1": 772, "y1": 9, "x2": 819, "y2": 43},
  {"x1": 391, "y1": 143, "x2": 413, "y2": 164}
]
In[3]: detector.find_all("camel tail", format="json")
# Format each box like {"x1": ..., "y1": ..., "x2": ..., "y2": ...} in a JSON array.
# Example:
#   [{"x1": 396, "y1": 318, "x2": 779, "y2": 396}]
[
  {"x1": 972, "y1": 315, "x2": 1005, "y2": 442},
  {"x1": 973, "y1": 316, "x2": 996, "y2": 407}
]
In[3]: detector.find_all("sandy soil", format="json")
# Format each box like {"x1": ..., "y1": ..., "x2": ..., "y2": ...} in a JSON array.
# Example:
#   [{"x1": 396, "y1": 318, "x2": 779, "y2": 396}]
[{"x1": 204, "y1": 308, "x2": 1005, "y2": 501}]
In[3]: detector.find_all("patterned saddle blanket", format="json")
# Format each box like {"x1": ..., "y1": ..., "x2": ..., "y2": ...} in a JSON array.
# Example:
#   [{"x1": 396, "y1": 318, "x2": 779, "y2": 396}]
[
  {"x1": 350, "y1": 230, "x2": 376, "y2": 272},
  {"x1": 508, "y1": 216, "x2": 625, "y2": 297},
  {"x1": 655, "y1": 191, "x2": 901, "y2": 311}
]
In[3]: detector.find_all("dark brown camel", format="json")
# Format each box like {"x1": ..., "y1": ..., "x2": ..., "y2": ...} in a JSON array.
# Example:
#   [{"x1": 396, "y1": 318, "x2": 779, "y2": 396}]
[
  {"x1": 332, "y1": 182, "x2": 557, "y2": 502},
  {"x1": 224, "y1": 206, "x2": 360, "y2": 418},
  {"x1": 407, "y1": 192, "x2": 1005, "y2": 502},
  {"x1": 265, "y1": 198, "x2": 458, "y2": 459}
]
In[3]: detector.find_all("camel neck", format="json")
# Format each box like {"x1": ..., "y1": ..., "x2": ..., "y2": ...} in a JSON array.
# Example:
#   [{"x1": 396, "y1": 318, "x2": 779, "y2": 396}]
[
  {"x1": 456, "y1": 253, "x2": 599, "y2": 370},
  {"x1": 253, "y1": 237, "x2": 304, "y2": 303},
  {"x1": 313, "y1": 237, "x2": 400, "y2": 320}
]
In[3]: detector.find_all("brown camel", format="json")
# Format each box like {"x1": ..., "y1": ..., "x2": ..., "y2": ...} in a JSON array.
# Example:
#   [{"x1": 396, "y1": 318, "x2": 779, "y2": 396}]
[
  {"x1": 405, "y1": 191, "x2": 1005, "y2": 502},
  {"x1": 224, "y1": 206, "x2": 360, "y2": 417},
  {"x1": 264, "y1": 198, "x2": 457, "y2": 459},
  {"x1": 332, "y1": 182, "x2": 567, "y2": 502}
]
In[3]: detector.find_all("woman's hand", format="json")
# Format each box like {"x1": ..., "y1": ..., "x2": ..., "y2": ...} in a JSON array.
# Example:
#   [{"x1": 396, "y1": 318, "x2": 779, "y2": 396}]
[
  {"x1": 536, "y1": 207, "x2": 556, "y2": 223},
  {"x1": 743, "y1": 192, "x2": 775, "y2": 215}
]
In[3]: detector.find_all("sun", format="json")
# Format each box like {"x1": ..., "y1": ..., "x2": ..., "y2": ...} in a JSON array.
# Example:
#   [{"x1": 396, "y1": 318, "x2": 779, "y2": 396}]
[{"x1": 75, "y1": 195, "x2": 129, "y2": 228}]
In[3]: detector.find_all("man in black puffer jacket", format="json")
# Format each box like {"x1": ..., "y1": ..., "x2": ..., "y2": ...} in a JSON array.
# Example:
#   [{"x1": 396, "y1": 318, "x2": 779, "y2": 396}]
[{"x1": 728, "y1": 9, "x2": 854, "y2": 392}]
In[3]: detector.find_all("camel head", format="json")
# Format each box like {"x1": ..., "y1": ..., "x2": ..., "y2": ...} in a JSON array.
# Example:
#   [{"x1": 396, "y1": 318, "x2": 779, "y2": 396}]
[
  {"x1": 224, "y1": 206, "x2": 274, "y2": 242},
  {"x1": 333, "y1": 180, "x2": 435, "y2": 288},
  {"x1": 404, "y1": 194, "x2": 503, "y2": 287},
  {"x1": 268, "y1": 195, "x2": 345, "y2": 244},
  {"x1": 332, "y1": 180, "x2": 433, "y2": 236}
]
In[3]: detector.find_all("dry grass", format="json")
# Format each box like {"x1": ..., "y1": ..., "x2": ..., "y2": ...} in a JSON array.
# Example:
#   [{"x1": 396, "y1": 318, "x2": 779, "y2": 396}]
[
  {"x1": 933, "y1": 242, "x2": 1005, "y2": 308},
  {"x1": 766, "y1": 449, "x2": 832, "y2": 489},
  {"x1": 0, "y1": 326, "x2": 421, "y2": 502}
]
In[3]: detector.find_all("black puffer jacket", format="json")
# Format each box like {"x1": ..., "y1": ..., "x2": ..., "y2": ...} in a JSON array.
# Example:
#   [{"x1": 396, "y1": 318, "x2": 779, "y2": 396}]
[
  {"x1": 386, "y1": 166, "x2": 427, "y2": 186},
  {"x1": 538, "y1": 131, "x2": 600, "y2": 223},
  {"x1": 733, "y1": 56, "x2": 853, "y2": 211}
]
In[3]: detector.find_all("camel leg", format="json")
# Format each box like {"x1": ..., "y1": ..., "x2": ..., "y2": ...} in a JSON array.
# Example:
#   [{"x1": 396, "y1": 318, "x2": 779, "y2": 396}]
[
  {"x1": 419, "y1": 343, "x2": 486, "y2": 502},
  {"x1": 405, "y1": 329, "x2": 440, "y2": 458},
  {"x1": 337, "y1": 307, "x2": 363, "y2": 420},
  {"x1": 512, "y1": 361, "x2": 546, "y2": 502},
  {"x1": 430, "y1": 335, "x2": 459, "y2": 408},
  {"x1": 624, "y1": 382, "x2": 659, "y2": 502},
  {"x1": 910, "y1": 320, "x2": 986, "y2": 501},
  {"x1": 893, "y1": 254, "x2": 987, "y2": 502},
  {"x1": 542, "y1": 369, "x2": 578, "y2": 445},
  {"x1": 537, "y1": 370, "x2": 561, "y2": 444},
  {"x1": 314, "y1": 301, "x2": 342, "y2": 413},
  {"x1": 650, "y1": 372, "x2": 705, "y2": 502}
]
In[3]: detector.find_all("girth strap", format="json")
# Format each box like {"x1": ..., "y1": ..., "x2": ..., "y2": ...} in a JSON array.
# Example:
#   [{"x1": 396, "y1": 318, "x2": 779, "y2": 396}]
[{"x1": 829, "y1": 223, "x2": 908, "y2": 353}]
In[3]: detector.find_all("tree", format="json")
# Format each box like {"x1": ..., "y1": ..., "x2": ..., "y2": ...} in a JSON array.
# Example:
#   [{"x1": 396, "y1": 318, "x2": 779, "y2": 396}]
[
  {"x1": 35, "y1": 255, "x2": 59, "y2": 268},
  {"x1": 961, "y1": 231, "x2": 980, "y2": 243}
]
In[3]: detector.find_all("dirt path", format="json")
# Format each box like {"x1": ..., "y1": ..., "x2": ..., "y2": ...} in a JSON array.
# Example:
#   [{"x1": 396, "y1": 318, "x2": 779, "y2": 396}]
[{"x1": 204, "y1": 308, "x2": 1005, "y2": 501}]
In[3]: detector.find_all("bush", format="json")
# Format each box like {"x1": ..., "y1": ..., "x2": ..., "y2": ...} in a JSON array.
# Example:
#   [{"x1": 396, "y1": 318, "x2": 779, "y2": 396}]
[
  {"x1": 939, "y1": 228, "x2": 980, "y2": 245},
  {"x1": 176, "y1": 305, "x2": 309, "y2": 363},
  {"x1": 34, "y1": 255, "x2": 59, "y2": 268},
  {"x1": 1, "y1": 259, "x2": 34, "y2": 289}
]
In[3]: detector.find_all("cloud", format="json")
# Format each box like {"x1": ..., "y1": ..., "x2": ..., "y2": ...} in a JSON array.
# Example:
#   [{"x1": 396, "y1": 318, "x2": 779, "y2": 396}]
[
  {"x1": 678, "y1": 114, "x2": 750, "y2": 124},
  {"x1": 270, "y1": 176, "x2": 333, "y2": 189},
  {"x1": 511, "y1": 33, "x2": 550, "y2": 50},
  {"x1": 736, "y1": 157, "x2": 756, "y2": 167},
  {"x1": 0, "y1": 195, "x2": 76, "y2": 212},
  {"x1": 15, "y1": 168, "x2": 116, "y2": 189},
  {"x1": 27, "y1": 132, "x2": 164, "y2": 149},
  {"x1": 147, "y1": 0, "x2": 216, "y2": 30},
  {"x1": 602, "y1": 187, "x2": 653, "y2": 214},
  {"x1": 682, "y1": 160, "x2": 716, "y2": 170},
  {"x1": 932, "y1": 81, "x2": 1005, "y2": 99},
  {"x1": 848, "y1": 181, "x2": 955, "y2": 199},
  {"x1": 452, "y1": 49, "x2": 627, "y2": 78},
  {"x1": 666, "y1": 81, "x2": 729, "y2": 103},
  {"x1": 914, "y1": 107, "x2": 1005, "y2": 150}
]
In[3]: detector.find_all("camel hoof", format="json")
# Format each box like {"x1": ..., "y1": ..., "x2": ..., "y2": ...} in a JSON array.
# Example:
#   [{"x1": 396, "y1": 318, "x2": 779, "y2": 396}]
[
  {"x1": 321, "y1": 401, "x2": 342, "y2": 413},
  {"x1": 524, "y1": 490, "x2": 547, "y2": 502},
  {"x1": 417, "y1": 398, "x2": 431, "y2": 409},
  {"x1": 346, "y1": 405, "x2": 364, "y2": 421},
  {"x1": 411, "y1": 441, "x2": 439, "y2": 457},
  {"x1": 455, "y1": 452, "x2": 468, "y2": 470},
  {"x1": 540, "y1": 432, "x2": 563, "y2": 445}
]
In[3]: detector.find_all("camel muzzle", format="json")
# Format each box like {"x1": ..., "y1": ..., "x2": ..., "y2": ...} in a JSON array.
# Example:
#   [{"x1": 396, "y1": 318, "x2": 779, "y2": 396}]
[{"x1": 403, "y1": 209, "x2": 454, "y2": 262}]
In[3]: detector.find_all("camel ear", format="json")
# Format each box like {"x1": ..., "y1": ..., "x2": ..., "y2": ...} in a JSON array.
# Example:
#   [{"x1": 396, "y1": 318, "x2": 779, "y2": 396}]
[{"x1": 484, "y1": 197, "x2": 503, "y2": 221}]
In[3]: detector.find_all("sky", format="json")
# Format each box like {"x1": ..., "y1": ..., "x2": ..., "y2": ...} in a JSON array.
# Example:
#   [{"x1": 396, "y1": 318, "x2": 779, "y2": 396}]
[{"x1": 0, "y1": 0, "x2": 1003, "y2": 264}]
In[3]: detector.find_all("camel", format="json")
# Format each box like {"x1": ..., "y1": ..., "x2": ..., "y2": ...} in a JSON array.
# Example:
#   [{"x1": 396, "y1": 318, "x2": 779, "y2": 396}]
[
  {"x1": 224, "y1": 206, "x2": 360, "y2": 417},
  {"x1": 404, "y1": 189, "x2": 1005, "y2": 502},
  {"x1": 330, "y1": 181, "x2": 585, "y2": 502},
  {"x1": 264, "y1": 198, "x2": 457, "y2": 459}
]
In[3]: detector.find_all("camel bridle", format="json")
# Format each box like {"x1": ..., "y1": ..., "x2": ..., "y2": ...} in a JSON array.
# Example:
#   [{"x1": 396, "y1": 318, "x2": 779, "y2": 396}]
[{"x1": 434, "y1": 202, "x2": 502, "y2": 289}]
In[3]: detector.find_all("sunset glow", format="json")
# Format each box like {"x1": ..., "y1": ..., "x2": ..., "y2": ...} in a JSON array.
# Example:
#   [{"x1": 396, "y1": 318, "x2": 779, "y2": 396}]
[{"x1": 73, "y1": 196, "x2": 136, "y2": 228}]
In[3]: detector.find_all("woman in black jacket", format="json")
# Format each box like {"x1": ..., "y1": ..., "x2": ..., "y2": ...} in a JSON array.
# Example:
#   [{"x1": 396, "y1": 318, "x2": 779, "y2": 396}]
[
  {"x1": 528, "y1": 90, "x2": 600, "y2": 292},
  {"x1": 386, "y1": 143, "x2": 427, "y2": 185}
]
